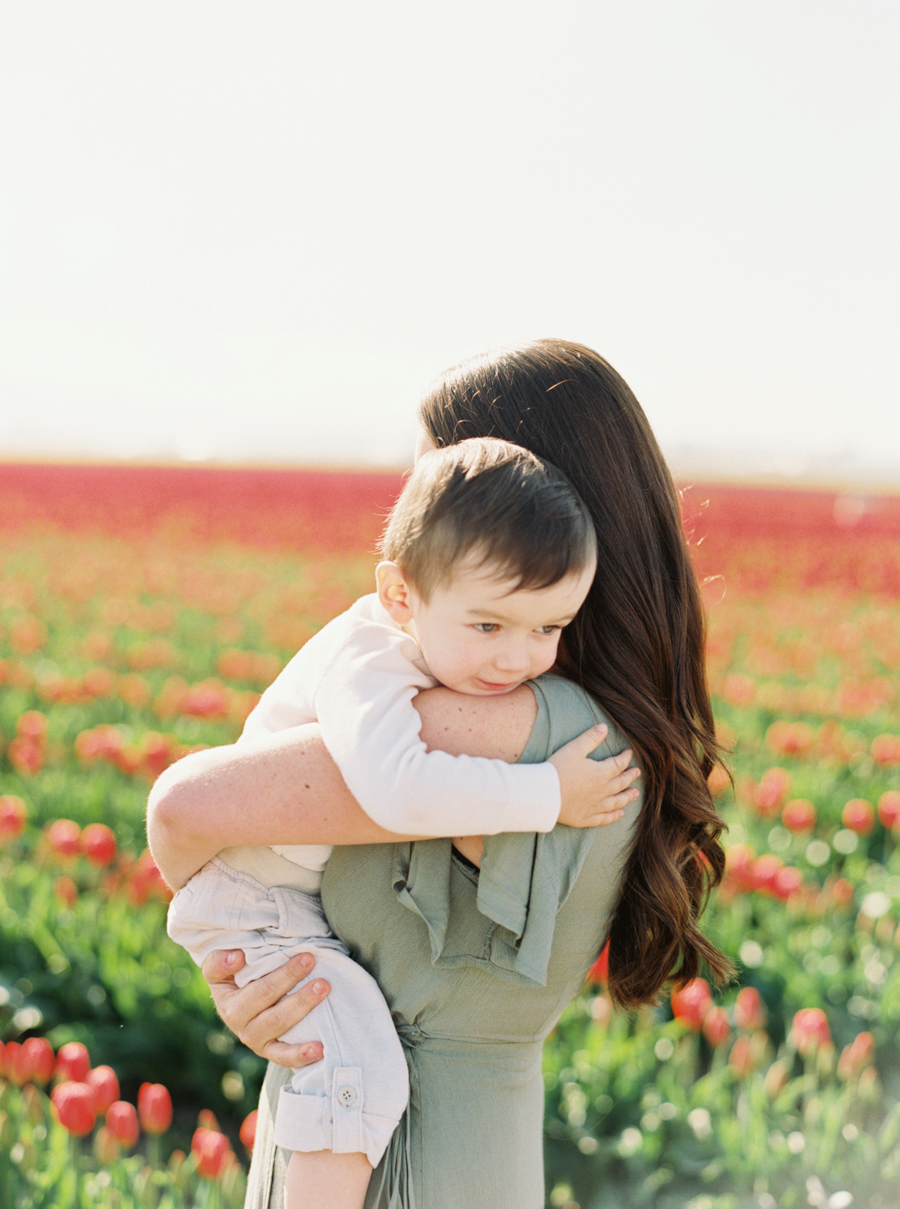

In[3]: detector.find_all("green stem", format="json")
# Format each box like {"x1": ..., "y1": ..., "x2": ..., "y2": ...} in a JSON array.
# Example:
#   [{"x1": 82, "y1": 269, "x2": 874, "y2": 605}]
[{"x1": 70, "y1": 1134, "x2": 82, "y2": 1209}]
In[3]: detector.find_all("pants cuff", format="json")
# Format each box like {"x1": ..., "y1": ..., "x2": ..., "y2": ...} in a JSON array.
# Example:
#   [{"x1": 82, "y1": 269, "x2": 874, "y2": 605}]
[{"x1": 272, "y1": 1067, "x2": 405, "y2": 1168}]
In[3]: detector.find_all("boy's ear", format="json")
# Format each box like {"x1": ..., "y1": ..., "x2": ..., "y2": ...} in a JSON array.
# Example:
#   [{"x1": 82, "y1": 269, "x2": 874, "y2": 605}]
[{"x1": 376, "y1": 561, "x2": 415, "y2": 624}]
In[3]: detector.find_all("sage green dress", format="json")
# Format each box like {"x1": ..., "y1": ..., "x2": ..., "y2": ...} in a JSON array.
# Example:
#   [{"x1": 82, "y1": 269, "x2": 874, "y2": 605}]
[{"x1": 244, "y1": 675, "x2": 642, "y2": 1209}]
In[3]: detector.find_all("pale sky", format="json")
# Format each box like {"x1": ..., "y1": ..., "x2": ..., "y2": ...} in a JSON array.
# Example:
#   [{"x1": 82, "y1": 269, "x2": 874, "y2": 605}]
[{"x1": 1, "y1": 2, "x2": 898, "y2": 481}]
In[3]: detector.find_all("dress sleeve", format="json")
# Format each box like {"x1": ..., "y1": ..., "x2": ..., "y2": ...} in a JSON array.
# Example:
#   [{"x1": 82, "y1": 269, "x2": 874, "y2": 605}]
[{"x1": 312, "y1": 627, "x2": 561, "y2": 837}]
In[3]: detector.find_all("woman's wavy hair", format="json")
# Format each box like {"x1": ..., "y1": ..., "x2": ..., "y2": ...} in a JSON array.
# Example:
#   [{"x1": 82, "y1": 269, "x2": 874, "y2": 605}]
[{"x1": 419, "y1": 338, "x2": 734, "y2": 1008}]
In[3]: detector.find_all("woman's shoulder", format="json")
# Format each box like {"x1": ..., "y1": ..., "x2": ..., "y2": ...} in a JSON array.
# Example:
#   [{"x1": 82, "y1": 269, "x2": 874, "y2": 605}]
[{"x1": 523, "y1": 673, "x2": 632, "y2": 763}]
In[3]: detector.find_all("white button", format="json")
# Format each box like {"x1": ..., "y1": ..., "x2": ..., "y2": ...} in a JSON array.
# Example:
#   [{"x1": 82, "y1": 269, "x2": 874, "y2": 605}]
[{"x1": 337, "y1": 1085, "x2": 358, "y2": 1108}]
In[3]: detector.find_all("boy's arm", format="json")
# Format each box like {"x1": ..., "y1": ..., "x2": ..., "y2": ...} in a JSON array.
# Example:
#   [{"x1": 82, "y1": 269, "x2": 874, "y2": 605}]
[{"x1": 314, "y1": 629, "x2": 563, "y2": 836}]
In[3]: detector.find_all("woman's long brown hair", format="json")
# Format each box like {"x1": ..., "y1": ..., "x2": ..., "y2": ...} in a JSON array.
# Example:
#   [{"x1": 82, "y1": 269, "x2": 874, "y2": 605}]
[{"x1": 419, "y1": 339, "x2": 734, "y2": 1008}]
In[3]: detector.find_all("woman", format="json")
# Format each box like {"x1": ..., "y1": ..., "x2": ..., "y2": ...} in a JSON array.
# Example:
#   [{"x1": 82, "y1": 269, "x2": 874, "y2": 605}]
[{"x1": 148, "y1": 339, "x2": 732, "y2": 1208}]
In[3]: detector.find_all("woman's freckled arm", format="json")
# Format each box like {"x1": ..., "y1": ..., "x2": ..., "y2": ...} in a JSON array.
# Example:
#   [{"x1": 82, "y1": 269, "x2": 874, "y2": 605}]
[
  {"x1": 147, "y1": 688, "x2": 538, "y2": 890},
  {"x1": 415, "y1": 685, "x2": 538, "y2": 761}
]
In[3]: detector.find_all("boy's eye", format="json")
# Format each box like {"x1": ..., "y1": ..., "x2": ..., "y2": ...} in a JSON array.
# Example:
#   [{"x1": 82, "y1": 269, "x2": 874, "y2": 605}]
[{"x1": 474, "y1": 623, "x2": 499, "y2": 633}]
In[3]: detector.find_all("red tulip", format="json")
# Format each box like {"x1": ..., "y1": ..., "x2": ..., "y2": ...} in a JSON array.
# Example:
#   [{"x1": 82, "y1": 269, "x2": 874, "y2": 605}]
[
  {"x1": 240, "y1": 1109, "x2": 258, "y2": 1152},
  {"x1": 3, "y1": 1041, "x2": 29, "y2": 1086},
  {"x1": 138, "y1": 1082, "x2": 173, "y2": 1133},
  {"x1": 842, "y1": 798, "x2": 875, "y2": 835},
  {"x1": 723, "y1": 844, "x2": 756, "y2": 894},
  {"x1": 0, "y1": 795, "x2": 27, "y2": 843},
  {"x1": 670, "y1": 979, "x2": 713, "y2": 1031},
  {"x1": 871, "y1": 734, "x2": 900, "y2": 767},
  {"x1": 771, "y1": 866, "x2": 804, "y2": 901},
  {"x1": 55, "y1": 876, "x2": 78, "y2": 908},
  {"x1": 587, "y1": 942, "x2": 609, "y2": 984},
  {"x1": 21, "y1": 1036, "x2": 55, "y2": 1085},
  {"x1": 764, "y1": 1058, "x2": 791, "y2": 1097},
  {"x1": 55, "y1": 1041, "x2": 91, "y2": 1083},
  {"x1": 751, "y1": 854, "x2": 783, "y2": 895},
  {"x1": 765, "y1": 722, "x2": 814, "y2": 759},
  {"x1": 16, "y1": 710, "x2": 48, "y2": 741},
  {"x1": 8, "y1": 737, "x2": 44, "y2": 775},
  {"x1": 877, "y1": 790, "x2": 900, "y2": 830},
  {"x1": 10, "y1": 617, "x2": 47, "y2": 656},
  {"x1": 752, "y1": 769, "x2": 790, "y2": 817},
  {"x1": 192, "y1": 1127, "x2": 232, "y2": 1179},
  {"x1": 791, "y1": 1008, "x2": 832, "y2": 1057},
  {"x1": 734, "y1": 987, "x2": 766, "y2": 1032},
  {"x1": 51, "y1": 1081, "x2": 97, "y2": 1136},
  {"x1": 781, "y1": 798, "x2": 817, "y2": 832},
  {"x1": 824, "y1": 875, "x2": 855, "y2": 907},
  {"x1": 706, "y1": 764, "x2": 731, "y2": 796},
  {"x1": 729, "y1": 1034, "x2": 764, "y2": 1077},
  {"x1": 837, "y1": 1032, "x2": 875, "y2": 1081},
  {"x1": 86, "y1": 1065, "x2": 120, "y2": 1114},
  {"x1": 80, "y1": 823, "x2": 117, "y2": 867},
  {"x1": 45, "y1": 819, "x2": 82, "y2": 859},
  {"x1": 106, "y1": 1100, "x2": 140, "y2": 1148},
  {"x1": 702, "y1": 1006, "x2": 731, "y2": 1048}
]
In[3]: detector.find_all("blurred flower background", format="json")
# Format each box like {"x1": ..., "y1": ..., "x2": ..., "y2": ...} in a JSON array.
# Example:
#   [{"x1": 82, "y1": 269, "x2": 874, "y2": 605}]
[
  {"x1": 1, "y1": 464, "x2": 898, "y2": 1206},
  {"x1": 2, "y1": 3, "x2": 899, "y2": 1205}
]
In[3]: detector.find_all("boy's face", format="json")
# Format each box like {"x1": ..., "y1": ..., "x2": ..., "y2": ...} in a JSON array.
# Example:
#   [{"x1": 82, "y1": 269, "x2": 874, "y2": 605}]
[{"x1": 402, "y1": 556, "x2": 596, "y2": 696}]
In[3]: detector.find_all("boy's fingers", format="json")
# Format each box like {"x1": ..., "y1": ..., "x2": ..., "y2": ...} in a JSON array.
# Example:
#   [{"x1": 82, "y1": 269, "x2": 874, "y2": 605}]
[
  {"x1": 606, "y1": 766, "x2": 641, "y2": 793},
  {"x1": 593, "y1": 808, "x2": 627, "y2": 827},
  {"x1": 565, "y1": 723, "x2": 609, "y2": 755},
  {"x1": 607, "y1": 748, "x2": 635, "y2": 771}
]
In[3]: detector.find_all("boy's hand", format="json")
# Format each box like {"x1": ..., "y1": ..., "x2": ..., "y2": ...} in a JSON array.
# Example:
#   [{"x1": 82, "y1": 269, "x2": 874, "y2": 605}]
[{"x1": 550, "y1": 724, "x2": 641, "y2": 828}]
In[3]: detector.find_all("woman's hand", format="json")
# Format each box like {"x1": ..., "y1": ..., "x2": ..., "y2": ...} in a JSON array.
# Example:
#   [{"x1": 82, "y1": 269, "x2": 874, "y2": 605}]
[{"x1": 201, "y1": 949, "x2": 331, "y2": 1068}]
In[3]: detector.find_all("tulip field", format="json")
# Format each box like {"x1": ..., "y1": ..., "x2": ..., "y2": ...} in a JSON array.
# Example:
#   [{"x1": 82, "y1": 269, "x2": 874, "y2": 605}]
[{"x1": 1, "y1": 461, "x2": 900, "y2": 1208}]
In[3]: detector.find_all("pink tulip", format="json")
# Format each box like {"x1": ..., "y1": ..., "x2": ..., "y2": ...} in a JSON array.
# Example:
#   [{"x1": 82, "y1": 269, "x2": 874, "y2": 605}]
[
  {"x1": 670, "y1": 979, "x2": 713, "y2": 1031},
  {"x1": 837, "y1": 1032, "x2": 875, "y2": 1081},
  {"x1": 192, "y1": 1127, "x2": 232, "y2": 1178},
  {"x1": 702, "y1": 1006, "x2": 731, "y2": 1048},
  {"x1": 86, "y1": 1065, "x2": 120, "y2": 1114},
  {"x1": 51, "y1": 1082, "x2": 97, "y2": 1136},
  {"x1": 841, "y1": 799, "x2": 875, "y2": 835},
  {"x1": 21, "y1": 1036, "x2": 55, "y2": 1085},
  {"x1": 80, "y1": 823, "x2": 117, "y2": 867},
  {"x1": 106, "y1": 1100, "x2": 140, "y2": 1148},
  {"x1": 240, "y1": 1109, "x2": 258, "y2": 1152},
  {"x1": 734, "y1": 987, "x2": 766, "y2": 1032},
  {"x1": 791, "y1": 1008, "x2": 831, "y2": 1057},
  {"x1": 0, "y1": 795, "x2": 27, "y2": 843},
  {"x1": 138, "y1": 1082, "x2": 173, "y2": 1134},
  {"x1": 45, "y1": 819, "x2": 82, "y2": 859},
  {"x1": 55, "y1": 1041, "x2": 91, "y2": 1083}
]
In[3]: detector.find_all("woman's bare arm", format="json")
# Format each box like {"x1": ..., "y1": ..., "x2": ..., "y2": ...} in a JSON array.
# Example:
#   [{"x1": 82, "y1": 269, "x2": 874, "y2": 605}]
[{"x1": 147, "y1": 685, "x2": 539, "y2": 890}]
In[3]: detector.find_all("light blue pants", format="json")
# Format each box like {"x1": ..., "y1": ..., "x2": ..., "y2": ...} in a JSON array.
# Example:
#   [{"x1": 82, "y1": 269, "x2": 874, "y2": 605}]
[{"x1": 167, "y1": 857, "x2": 409, "y2": 1166}]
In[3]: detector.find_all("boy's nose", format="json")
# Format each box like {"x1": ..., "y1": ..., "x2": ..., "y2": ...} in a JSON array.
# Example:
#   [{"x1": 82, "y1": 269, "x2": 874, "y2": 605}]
[{"x1": 494, "y1": 640, "x2": 531, "y2": 673}]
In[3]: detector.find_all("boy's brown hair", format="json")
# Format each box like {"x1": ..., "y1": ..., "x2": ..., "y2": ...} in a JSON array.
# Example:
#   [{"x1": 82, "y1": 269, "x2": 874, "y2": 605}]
[{"x1": 379, "y1": 437, "x2": 596, "y2": 600}]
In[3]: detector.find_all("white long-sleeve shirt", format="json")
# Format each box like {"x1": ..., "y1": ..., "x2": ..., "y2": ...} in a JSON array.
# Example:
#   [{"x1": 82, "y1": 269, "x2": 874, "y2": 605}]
[{"x1": 231, "y1": 593, "x2": 561, "y2": 879}]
